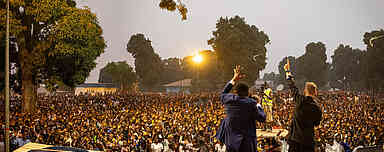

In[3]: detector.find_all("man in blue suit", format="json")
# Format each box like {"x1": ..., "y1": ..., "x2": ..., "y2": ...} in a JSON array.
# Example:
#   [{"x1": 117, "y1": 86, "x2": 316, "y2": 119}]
[{"x1": 215, "y1": 65, "x2": 266, "y2": 152}]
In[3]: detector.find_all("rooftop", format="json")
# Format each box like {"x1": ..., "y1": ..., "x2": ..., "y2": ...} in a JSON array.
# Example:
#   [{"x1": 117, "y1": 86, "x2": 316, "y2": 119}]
[
  {"x1": 163, "y1": 79, "x2": 192, "y2": 87},
  {"x1": 76, "y1": 83, "x2": 116, "y2": 88}
]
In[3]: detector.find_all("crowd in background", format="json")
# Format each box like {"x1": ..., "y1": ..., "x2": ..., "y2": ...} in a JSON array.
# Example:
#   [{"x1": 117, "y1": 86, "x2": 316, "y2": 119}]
[
  {"x1": 1, "y1": 93, "x2": 225, "y2": 151},
  {"x1": 0, "y1": 90, "x2": 383, "y2": 151},
  {"x1": 269, "y1": 91, "x2": 384, "y2": 151}
]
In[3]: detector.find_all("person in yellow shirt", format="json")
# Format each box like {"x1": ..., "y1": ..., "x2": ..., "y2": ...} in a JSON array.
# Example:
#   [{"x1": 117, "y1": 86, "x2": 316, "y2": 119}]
[{"x1": 262, "y1": 83, "x2": 273, "y2": 131}]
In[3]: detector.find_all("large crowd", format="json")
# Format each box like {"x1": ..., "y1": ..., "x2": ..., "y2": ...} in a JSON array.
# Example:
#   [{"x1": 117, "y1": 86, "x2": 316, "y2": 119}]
[
  {"x1": 270, "y1": 91, "x2": 384, "y2": 151},
  {"x1": 0, "y1": 90, "x2": 383, "y2": 151},
  {"x1": 1, "y1": 93, "x2": 225, "y2": 151}
]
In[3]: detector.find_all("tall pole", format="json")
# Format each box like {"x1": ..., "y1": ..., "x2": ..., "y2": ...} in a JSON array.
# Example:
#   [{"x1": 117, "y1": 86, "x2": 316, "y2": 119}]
[{"x1": 5, "y1": 0, "x2": 11, "y2": 151}]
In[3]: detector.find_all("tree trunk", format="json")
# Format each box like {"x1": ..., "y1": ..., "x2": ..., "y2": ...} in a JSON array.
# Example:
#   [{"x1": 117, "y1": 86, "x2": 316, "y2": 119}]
[
  {"x1": 22, "y1": 76, "x2": 36, "y2": 113},
  {"x1": 21, "y1": 52, "x2": 36, "y2": 113}
]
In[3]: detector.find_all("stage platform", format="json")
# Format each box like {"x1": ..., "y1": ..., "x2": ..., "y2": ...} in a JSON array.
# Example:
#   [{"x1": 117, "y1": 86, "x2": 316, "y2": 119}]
[
  {"x1": 14, "y1": 143, "x2": 100, "y2": 152},
  {"x1": 14, "y1": 130, "x2": 288, "y2": 151}
]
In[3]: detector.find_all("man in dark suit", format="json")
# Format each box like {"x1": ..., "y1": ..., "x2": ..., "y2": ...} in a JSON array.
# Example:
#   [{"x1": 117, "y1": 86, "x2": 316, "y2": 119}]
[
  {"x1": 215, "y1": 65, "x2": 266, "y2": 152},
  {"x1": 284, "y1": 59, "x2": 323, "y2": 152}
]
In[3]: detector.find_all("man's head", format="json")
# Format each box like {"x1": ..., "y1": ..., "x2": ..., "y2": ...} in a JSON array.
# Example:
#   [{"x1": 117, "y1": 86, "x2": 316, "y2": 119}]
[
  {"x1": 304, "y1": 82, "x2": 318, "y2": 97},
  {"x1": 234, "y1": 83, "x2": 249, "y2": 97}
]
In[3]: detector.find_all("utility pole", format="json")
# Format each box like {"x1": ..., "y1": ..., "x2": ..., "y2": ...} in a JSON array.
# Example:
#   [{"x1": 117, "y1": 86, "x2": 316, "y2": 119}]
[{"x1": 5, "y1": 0, "x2": 11, "y2": 151}]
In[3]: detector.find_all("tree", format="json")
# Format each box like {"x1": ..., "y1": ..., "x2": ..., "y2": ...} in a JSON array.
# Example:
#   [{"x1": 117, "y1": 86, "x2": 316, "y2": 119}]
[
  {"x1": 182, "y1": 50, "x2": 221, "y2": 91},
  {"x1": 278, "y1": 56, "x2": 296, "y2": 84},
  {"x1": 295, "y1": 42, "x2": 328, "y2": 88},
  {"x1": 331, "y1": 44, "x2": 364, "y2": 90},
  {"x1": 160, "y1": 57, "x2": 185, "y2": 84},
  {"x1": 208, "y1": 16, "x2": 270, "y2": 85},
  {"x1": 127, "y1": 34, "x2": 163, "y2": 90},
  {"x1": 328, "y1": 63, "x2": 340, "y2": 89},
  {"x1": 159, "y1": 0, "x2": 188, "y2": 20},
  {"x1": 363, "y1": 29, "x2": 384, "y2": 90},
  {"x1": 0, "y1": 0, "x2": 106, "y2": 112},
  {"x1": 0, "y1": 38, "x2": 4, "y2": 92},
  {"x1": 99, "y1": 61, "x2": 137, "y2": 90}
]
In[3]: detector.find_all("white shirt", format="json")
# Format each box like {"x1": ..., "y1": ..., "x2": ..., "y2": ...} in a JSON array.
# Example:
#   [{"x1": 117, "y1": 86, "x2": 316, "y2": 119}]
[
  {"x1": 163, "y1": 139, "x2": 170, "y2": 152},
  {"x1": 215, "y1": 143, "x2": 226, "y2": 152},
  {"x1": 151, "y1": 142, "x2": 164, "y2": 152},
  {"x1": 186, "y1": 143, "x2": 193, "y2": 152},
  {"x1": 179, "y1": 145, "x2": 185, "y2": 152}
]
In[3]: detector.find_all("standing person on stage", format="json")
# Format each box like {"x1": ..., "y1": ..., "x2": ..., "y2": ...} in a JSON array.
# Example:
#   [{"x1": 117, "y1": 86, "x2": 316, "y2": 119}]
[
  {"x1": 262, "y1": 83, "x2": 273, "y2": 131},
  {"x1": 215, "y1": 65, "x2": 266, "y2": 152},
  {"x1": 284, "y1": 59, "x2": 323, "y2": 152}
]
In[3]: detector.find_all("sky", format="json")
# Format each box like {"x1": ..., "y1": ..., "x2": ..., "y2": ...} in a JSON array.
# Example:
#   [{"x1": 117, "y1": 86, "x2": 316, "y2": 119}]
[{"x1": 75, "y1": 0, "x2": 384, "y2": 83}]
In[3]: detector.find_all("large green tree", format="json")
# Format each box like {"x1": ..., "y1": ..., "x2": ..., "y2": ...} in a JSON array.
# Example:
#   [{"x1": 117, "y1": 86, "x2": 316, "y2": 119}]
[
  {"x1": 331, "y1": 44, "x2": 364, "y2": 90},
  {"x1": 295, "y1": 42, "x2": 328, "y2": 88},
  {"x1": 0, "y1": 0, "x2": 106, "y2": 112},
  {"x1": 126, "y1": 34, "x2": 163, "y2": 90},
  {"x1": 363, "y1": 29, "x2": 384, "y2": 90},
  {"x1": 208, "y1": 16, "x2": 270, "y2": 85},
  {"x1": 99, "y1": 61, "x2": 136, "y2": 90}
]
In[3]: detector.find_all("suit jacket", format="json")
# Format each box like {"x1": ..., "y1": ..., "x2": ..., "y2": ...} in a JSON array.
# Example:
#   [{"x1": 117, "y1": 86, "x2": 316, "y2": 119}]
[
  {"x1": 215, "y1": 81, "x2": 266, "y2": 151},
  {"x1": 287, "y1": 79, "x2": 322, "y2": 146}
]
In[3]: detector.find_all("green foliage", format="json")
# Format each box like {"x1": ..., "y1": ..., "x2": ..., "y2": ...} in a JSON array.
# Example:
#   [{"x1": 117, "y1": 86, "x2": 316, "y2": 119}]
[
  {"x1": 99, "y1": 61, "x2": 137, "y2": 90},
  {"x1": 44, "y1": 8, "x2": 106, "y2": 87},
  {"x1": 208, "y1": 15, "x2": 270, "y2": 86},
  {"x1": 127, "y1": 34, "x2": 163, "y2": 90},
  {"x1": 0, "y1": 1, "x2": 105, "y2": 87},
  {"x1": 295, "y1": 42, "x2": 328, "y2": 88},
  {"x1": 0, "y1": 0, "x2": 106, "y2": 112},
  {"x1": 363, "y1": 29, "x2": 384, "y2": 90},
  {"x1": 159, "y1": 0, "x2": 188, "y2": 20},
  {"x1": 331, "y1": 44, "x2": 364, "y2": 90}
]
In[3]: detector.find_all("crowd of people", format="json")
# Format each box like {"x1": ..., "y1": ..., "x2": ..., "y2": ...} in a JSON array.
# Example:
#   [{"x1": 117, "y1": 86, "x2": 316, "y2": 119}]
[
  {"x1": 270, "y1": 91, "x2": 384, "y2": 151},
  {"x1": 1, "y1": 93, "x2": 226, "y2": 151},
  {"x1": 0, "y1": 90, "x2": 383, "y2": 151}
]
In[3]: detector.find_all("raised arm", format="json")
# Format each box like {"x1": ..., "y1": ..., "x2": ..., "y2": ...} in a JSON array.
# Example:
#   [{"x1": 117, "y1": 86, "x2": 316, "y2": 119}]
[
  {"x1": 284, "y1": 59, "x2": 305, "y2": 105},
  {"x1": 220, "y1": 81, "x2": 237, "y2": 104},
  {"x1": 220, "y1": 65, "x2": 245, "y2": 104}
]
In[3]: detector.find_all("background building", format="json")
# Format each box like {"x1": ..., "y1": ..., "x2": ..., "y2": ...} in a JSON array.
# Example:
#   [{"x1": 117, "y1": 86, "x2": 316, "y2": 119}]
[
  {"x1": 163, "y1": 79, "x2": 191, "y2": 94},
  {"x1": 75, "y1": 83, "x2": 117, "y2": 95}
]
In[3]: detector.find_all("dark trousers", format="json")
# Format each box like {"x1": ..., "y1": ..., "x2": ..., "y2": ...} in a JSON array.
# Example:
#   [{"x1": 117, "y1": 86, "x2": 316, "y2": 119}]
[{"x1": 288, "y1": 140, "x2": 315, "y2": 152}]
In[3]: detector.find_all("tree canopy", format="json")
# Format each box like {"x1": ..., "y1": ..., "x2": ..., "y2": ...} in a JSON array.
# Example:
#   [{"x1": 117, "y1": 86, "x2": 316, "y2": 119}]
[
  {"x1": 127, "y1": 33, "x2": 163, "y2": 90},
  {"x1": 159, "y1": 0, "x2": 188, "y2": 20},
  {"x1": 208, "y1": 15, "x2": 270, "y2": 85},
  {"x1": 99, "y1": 61, "x2": 137, "y2": 90},
  {"x1": 160, "y1": 57, "x2": 185, "y2": 84},
  {"x1": 363, "y1": 29, "x2": 384, "y2": 90},
  {"x1": 331, "y1": 44, "x2": 364, "y2": 90},
  {"x1": 0, "y1": 0, "x2": 106, "y2": 112},
  {"x1": 295, "y1": 42, "x2": 328, "y2": 88}
]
